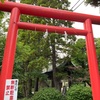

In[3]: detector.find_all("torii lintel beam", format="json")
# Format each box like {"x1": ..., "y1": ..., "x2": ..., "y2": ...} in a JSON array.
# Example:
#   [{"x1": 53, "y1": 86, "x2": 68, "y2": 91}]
[
  {"x1": 17, "y1": 22, "x2": 87, "y2": 36},
  {"x1": 0, "y1": 2, "x2": 100, "y2": 25}
]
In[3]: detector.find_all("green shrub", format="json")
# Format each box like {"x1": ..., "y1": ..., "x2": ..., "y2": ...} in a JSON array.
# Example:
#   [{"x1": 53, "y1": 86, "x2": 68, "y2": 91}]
[
  {"x1": 18, "y1": 98, "x2": 33, "y2": 100},
  {"x1": 67, "y1": 84, "x2": 92, "y2": 100},
  {"x1": 18, "y1": 98, "x2": 32, "y2": 100},
  {"x1": 32, "y1": 88, "x2": 66, "y2": 100}
]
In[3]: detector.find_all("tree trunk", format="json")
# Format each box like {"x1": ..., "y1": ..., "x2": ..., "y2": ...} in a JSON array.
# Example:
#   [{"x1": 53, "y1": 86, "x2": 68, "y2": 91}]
[
  {"x1": 51, "y1": 40, "x2": 58, "y2": 89},
  {"x1": 28, "y1": 78, "x2": 32, "y2": 96},
  {"x1": 23, "y1": 81, "x2": 28, "y2": 97},
  {"x1": 68, "y1": 71, "x2": 72, "y2": 88},
  {"x1": 34, "y1": 77, "x2": 39, "y2": 92}
]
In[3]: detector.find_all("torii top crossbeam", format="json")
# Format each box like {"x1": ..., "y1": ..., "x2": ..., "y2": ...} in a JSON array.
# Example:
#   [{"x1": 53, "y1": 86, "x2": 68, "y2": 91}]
[{"x1": 0, "y1": 2, "x2": 100, "y2": 24}]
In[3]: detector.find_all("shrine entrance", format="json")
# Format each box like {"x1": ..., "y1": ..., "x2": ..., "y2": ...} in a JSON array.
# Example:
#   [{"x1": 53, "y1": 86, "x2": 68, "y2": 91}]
[{"x1": 0, "y1": 1, "x2": 100, "y2": 100}]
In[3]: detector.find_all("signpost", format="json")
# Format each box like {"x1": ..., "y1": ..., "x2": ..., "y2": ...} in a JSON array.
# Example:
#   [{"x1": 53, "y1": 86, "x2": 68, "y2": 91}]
[{"x1": 4, "y1": 79, "x2": 18, "y2": 100}]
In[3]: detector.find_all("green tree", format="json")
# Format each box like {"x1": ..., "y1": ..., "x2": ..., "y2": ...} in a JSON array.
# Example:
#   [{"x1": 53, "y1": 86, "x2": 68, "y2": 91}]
[
  {"x1": 0, "y1": 34, "x2": 6, "y2": 67},
  {"x1": 0, "y1": 0, "x2": 4, "y2": 3},
  {"x1": 0, "y1": 11, "x2": 9, "y2": 34},
  {"x1": 71, "y1": 39, "x2": 90, "y2": 86},
  {"x1": 33, "y1": 88, "x2": 66, "y2": 100},
  {"x1": 95, "y1": 38, "x2": 100, "y2": 68},
  {"x1": 13, "y1": 0, "x2": 76, "y2": 98},
  {"x1": 59, "y1": 38, "x2": 100, "y2": 87},
  {"x1": 14, "y1": 39, "x2": 49, "y2": 97},
  {"x1": 14, "y1": 41, "x2": 32, "y2": 97},
  {"x1": 0, "y1": 11, "x2": 6, "y2": 61},
  {"x1": 0, "y1": 11, "x2": 4, "y2": 33},
  {"x1": 85, "y1": 0, "x2": 100, "y2": 6},
  {"x1": 67, "y1": 84, "x2": 92, "y2": 100},
  {"x1": 71, "y1": 39, "x2": 87, "y2": 68}
]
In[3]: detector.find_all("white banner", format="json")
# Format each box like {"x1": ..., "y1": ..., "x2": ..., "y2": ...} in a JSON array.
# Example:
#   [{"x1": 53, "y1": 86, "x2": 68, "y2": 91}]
[{"x1": 4, "y1": 79, "x2": 18, "y2": 100}]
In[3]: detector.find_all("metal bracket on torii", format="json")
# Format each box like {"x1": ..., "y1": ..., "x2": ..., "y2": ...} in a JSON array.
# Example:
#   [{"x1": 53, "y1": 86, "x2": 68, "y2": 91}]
[{"x1": 0, "y1": 1, "x2": 100, "y2": 100}]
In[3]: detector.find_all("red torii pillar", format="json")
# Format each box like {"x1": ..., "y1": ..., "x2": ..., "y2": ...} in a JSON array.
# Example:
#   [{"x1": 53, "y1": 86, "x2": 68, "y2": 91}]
[
  {"x1": 0, "y1": 7, "x2": 20, "y2": 100},
  {"x1": 84, "y1": 19, "x2": 100, "y2": 100},
  {"x1": 0, "y1": 1, "x2": 100, "y2": 100}
]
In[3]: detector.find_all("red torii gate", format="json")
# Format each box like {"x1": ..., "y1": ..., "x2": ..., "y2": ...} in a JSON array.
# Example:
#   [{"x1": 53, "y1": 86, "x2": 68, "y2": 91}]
[{"x1": 0, "y1": 1, "x2": 100, "y2": 100}]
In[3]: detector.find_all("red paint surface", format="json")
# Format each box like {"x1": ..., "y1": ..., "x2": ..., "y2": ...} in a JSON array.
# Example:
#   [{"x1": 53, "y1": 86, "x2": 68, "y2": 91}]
[
  {"x1": 84, "y1": 19, "x2": 100, "y2": 100},
  {"x1": 0, "y1": 2, "x2": 100, "y2": 24},
  {"x1": 0, "y1": 7, "x2": 20, "y2": 100},
  {"x1": 17, "y1": 22, "x2": 87, "y2": 36}
]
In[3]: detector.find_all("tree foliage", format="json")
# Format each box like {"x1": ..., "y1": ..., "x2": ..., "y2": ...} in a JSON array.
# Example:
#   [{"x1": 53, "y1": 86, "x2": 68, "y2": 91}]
[
  {"x1": 67, "y1": 84, "x2": 92, "y2": 100},
  {"x1": 33, "y1": 88, "x2": 66, "y2": 100},
  {"x1": 71, "y1": 38, "x2": 87, "y2": 68},
  {"x1": 0, "y1": 34, "x2": 6, "y2": 67},
  {"x1": 95, "y1": 38, "x2": 100, "y2": 68},
  {"x1": 71, "y1": 39, "x2": 90, "y2": 86},
  {"x1": 0, "y1": 0, "x2": 4, "y2": 3},
  {"x1": 85, "y1": 0, "x2": 100, "y2": 6},
  {"x1": 0, "y1": 11, "x2": 4, "y2": 33},
  {"x1": 13, "y1": 0, "x2": 76, "y2": 98}
]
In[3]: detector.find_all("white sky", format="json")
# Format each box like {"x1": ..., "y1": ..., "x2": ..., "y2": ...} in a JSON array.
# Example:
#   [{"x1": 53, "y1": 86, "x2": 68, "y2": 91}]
[{"x1": 69, "y1": 0, "x2": 100, "y2": 38}]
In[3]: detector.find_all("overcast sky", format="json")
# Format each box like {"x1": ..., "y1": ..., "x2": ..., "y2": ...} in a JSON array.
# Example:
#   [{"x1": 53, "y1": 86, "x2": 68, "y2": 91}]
[{"x1": 69, "y1": 0, "x2": 100, "y2": 38}]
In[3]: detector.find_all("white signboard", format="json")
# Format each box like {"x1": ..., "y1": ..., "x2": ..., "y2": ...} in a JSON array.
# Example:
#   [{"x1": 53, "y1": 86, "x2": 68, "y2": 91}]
[{"x1": 4, "y1": 79, "x2": 18, "y2": 100}]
